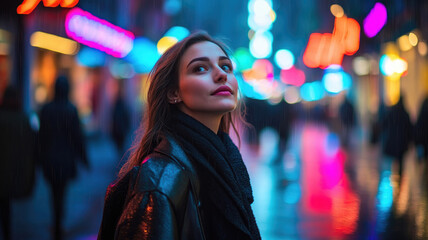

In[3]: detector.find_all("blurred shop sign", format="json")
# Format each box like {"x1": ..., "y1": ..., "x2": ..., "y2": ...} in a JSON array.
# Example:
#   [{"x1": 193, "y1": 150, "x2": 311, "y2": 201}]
[
  {"x1": 17, "y1": 0, "x2": 79, "y2": 14},
  {"x1": 65, "y1": 7, "x2": 134, "y2": 58},
  {"x1": 30, "y1": 31, "x2": 79, "y2": 55},
  {"x1": 303, "y1": 16, "x2": 360, "y2": 69}
]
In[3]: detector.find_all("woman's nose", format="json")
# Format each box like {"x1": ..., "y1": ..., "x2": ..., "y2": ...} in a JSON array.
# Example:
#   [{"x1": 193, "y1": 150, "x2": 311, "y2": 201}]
[{"x1": 213, "y1": 67, "x2": 227, "y2": 83}]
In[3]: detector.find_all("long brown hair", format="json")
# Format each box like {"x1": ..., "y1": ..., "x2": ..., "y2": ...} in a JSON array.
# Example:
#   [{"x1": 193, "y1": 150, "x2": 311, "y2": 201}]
[{"x1": 118, "y1": 32, "x2": 245, "y2": 179}]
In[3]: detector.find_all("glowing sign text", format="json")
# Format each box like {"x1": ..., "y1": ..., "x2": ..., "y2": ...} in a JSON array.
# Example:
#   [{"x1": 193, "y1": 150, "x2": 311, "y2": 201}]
[
  {"x1": 17, "y1": 0, "x2": 79, "y2": 14},
  {"x1": 65, "y1": 8, "x2": 134, "y2": 58},
  {"x1": 303, "y1": 16, "x2": 360, "y2": 69}
]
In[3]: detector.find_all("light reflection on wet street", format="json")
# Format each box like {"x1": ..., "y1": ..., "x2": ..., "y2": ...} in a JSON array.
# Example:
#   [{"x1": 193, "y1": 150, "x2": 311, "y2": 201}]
[
  {"x1": 243, "y1": 121, "x2": 428, "y2": 240},
  {"x1": 9, "y1": 120, "x2": 428, "y2": 240}
]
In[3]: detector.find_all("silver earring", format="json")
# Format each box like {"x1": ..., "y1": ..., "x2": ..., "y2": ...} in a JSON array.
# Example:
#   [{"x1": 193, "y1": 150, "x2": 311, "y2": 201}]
[{"x1": 174, "y1": 99, "x2": 178, "y2": 103}]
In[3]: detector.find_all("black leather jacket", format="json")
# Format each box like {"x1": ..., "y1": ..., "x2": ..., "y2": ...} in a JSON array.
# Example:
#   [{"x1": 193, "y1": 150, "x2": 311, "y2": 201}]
[{"x1": 98, "y1": 135, "x2": 206, "y2": 240}]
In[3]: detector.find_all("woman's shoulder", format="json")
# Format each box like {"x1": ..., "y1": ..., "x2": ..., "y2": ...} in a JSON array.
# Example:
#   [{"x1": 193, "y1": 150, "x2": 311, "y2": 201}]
[{"x1": 132, "y1": 151, "x2": 190, "y2": 203}]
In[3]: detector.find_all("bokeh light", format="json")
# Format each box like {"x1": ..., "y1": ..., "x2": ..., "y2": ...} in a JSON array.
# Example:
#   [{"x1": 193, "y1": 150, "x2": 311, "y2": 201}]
[
  {"x1": 397, "y1": 35, "x2": 412, "y2": 51},
  {"x1": 280, "y1": 66, "x2": 305, "y2": 86},
  {"x1": 249, "y1": 31, "x2": 273, "y2": 58},
  {"x1": 303, "y1": 16, "x2": 360, "y2": 69},
  {"x1": 284, "y1": 86, "x2": 301, "y2": 104},
  {"x1": 385, "y1": 74, "x2": 400, "y2": 106},
  {"x1": 126, "y1": 37, "x2": 160, "y2": 73},
  {"x1": 242, "y1": 58, "x2": 274, "y2": 81},
  {"x1": 30, "y1": 31, "x2": 79, "y2": 55},
  {"x1": 363, "y1": 3, "x2": 387, "y2": 38},
  {"x1": 163, "y1": 26, "x2": 190, "y2": 41},
  {"x1": 300, "y1": 81, "x2": 324, "y2": 102},
  {"x1": 408, "y1": 32, "x2": 418, "y2": 47},
  {"x1": 65, "y1": 7, "x2": 134, "y2": 58},
  {"x1": 379, "y1": 55, "x2": 407, "y2": 76},
  {"x1": 247, "y1": 0, "x2": 275, "y2": 31},
  {"x1": 157, "y1": 36, "x2": 178, "y2": 54},
  {"x1": 352, "y1": 56, "x2": 370, "y2": 76},
  {"x1": 418, "y1": 41, "x2": 427, "y2": 56},
  {"x1": 330, "y1": 4, "x2": 344, "y2": 18},
  {"x1": 76, "y1": 47, "x2": 106, "y2": 67},
  {"x1": 322, "y1": 65, "x2": 352, "y2": 94},
  {"x1": 274, "y1": 49, "x2": 294, "y2": 70},
  {"x1": 233, "y1": 47, "x2": 255, "y2": 72}
]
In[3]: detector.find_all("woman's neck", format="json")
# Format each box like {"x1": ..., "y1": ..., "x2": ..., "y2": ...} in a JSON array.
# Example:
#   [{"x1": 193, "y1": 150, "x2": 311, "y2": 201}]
[{"x1": 179, "y1": 109, "x2": 222, "y2": 133}]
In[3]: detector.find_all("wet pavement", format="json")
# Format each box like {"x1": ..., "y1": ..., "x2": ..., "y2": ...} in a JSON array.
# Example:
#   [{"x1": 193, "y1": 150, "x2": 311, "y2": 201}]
[
  {"x1": 244, "y1": 122, "x2": 428, "y2": 240},
  {"x1": 7, "y1": 121, "x2": 428, "y2": 240},
  {"x1": 10, "y1": 135, "x2": 120, "y2": 240}
]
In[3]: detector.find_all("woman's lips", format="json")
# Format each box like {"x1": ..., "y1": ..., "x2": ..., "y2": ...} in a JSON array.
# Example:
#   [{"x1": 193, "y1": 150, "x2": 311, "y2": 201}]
[
  {"x1": 211, "y1": 86, "x2": 233, "y2": 95},
  {"x1": 213, "y1": 91, "x2": 232, "y2": 96}
]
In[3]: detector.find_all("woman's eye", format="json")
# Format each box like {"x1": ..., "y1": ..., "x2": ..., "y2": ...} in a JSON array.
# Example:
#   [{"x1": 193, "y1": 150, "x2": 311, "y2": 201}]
[
  {"x1": 221, "y1": 64, "x2": 233, "y2": 72},
  {"x1": 194, "y1": 66, "x2": 207, "y2": 72}
]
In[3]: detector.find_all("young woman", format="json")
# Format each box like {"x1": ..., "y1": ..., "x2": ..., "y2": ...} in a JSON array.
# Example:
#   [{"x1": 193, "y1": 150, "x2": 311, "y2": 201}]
[{"x1": 98, "y1": 32, "x2": 261, "y2": 240}]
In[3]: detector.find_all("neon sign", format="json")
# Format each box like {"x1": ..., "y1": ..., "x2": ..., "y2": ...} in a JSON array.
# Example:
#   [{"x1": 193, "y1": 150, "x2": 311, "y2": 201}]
[
  {"x1": 65, "y1": 8, "x2": 134, "y2": 58},
  {"x1": 17, "y1": 0, "x2": 79, "y2": 14},
  {"x1": 303, "y1": 16, "x2": 360, "y2": 69},
  {"x1": 363, "y1": 3, "x2": 387, "y2": 38}
]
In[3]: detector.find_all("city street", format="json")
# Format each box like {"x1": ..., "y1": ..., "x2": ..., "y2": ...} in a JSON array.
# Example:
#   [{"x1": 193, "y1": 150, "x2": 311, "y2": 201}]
[
  {"x1": 9, "y1": 121, "x2": 428, "y2": 240},
  {"x1": 2, "y1": 0, "x2": 427, "y2": 240}
]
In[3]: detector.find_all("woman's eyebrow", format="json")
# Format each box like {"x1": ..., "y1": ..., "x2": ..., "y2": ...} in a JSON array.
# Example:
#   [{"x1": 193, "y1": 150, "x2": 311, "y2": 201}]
[
  {"x1": 187, "y1": 56, "x2": 230, "y2": 68},
  {"x1": 219, "y1": 56, "x2": 230, "y2": 61},
  {"x1": 187, "y1": 57, "x2": 209, "y2": 68}
]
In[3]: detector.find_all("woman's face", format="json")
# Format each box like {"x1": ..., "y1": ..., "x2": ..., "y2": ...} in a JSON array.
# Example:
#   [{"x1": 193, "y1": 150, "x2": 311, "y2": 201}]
[{"x1": 176, "y1": 41, "x2": 238, "y2": 120}]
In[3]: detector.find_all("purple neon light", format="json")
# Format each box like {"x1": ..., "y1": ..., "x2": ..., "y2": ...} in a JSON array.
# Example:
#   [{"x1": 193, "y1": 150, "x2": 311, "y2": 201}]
[
  {"x1": 65, "y1": 8, "x2": 134, "y2": 58},
  {"x1": 363, "y1": 3, "x2": 387, "y2": 38}
]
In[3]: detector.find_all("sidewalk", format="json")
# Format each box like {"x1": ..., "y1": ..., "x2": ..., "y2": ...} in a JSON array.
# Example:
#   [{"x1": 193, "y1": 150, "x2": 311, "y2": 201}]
[{"x1": 11, "y1": 135, "x2": 120, "y2": 240}]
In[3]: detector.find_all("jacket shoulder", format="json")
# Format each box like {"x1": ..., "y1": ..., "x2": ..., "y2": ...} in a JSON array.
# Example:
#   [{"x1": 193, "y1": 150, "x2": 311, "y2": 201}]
[{"x1": 133, "y1": 152, "x2": 190, "y2": 208}]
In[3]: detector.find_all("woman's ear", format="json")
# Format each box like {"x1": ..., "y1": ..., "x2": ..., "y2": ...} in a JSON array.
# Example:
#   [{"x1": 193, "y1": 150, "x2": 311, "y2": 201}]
[{"x1": 167, "y1": 89, "x2": 181, "y2": 104}]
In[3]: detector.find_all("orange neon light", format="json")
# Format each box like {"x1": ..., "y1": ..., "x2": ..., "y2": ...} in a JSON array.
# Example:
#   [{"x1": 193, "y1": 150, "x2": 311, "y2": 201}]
[
  {"x1": 303, "y1": 16, "x2": 360, "y2": 69},
  {"x1": 17, "y1": 0, "x2": 79, "y2": 14}
]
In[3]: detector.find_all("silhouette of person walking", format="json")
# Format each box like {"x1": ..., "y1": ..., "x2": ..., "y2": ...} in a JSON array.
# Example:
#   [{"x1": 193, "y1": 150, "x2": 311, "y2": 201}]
[
  {"x1": 381, "y1": 96, "x2": 413, "y2": 179},
  {"x1": 339, "y1": 97, "x2": 356, "y2": 147},
  {"x1": 0, "y1": 86, "x2": 36, "y2": 240},
  {"x1": 111, "y1": 81, "x2": 130, "y2": 156},
  {"x1": 271, "y1": 100, "x2": 294, "y2": 165},
  {"x1": 37, "y1": 76, "x2": 89, "y2": 240},
  {"x1": 415, "y1": 96, "x2": 428, "y2": 161}
]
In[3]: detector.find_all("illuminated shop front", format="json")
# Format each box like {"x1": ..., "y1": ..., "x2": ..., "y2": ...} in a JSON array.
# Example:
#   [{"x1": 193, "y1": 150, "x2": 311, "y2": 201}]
[{"x1": 23, "y1": 4, "x2": 140, "y2": 134}]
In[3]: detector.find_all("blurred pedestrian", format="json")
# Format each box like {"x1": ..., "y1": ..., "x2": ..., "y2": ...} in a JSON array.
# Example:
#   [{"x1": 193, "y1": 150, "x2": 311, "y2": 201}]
[
  {"x1": 415, "y1": 96, "x2": 428, "y2": 161},
  {"x1": 98, "y1": 32, "x2": 261, "y2": 240},
  {"x1": 369, "y1": 101, "x2": 387, "y2": 145},
  {"x1": 37, "y1": 76, "x2": 89, "y2": 240},
  {"x1": 110, "y1": 80, "x2": 131, "y2": 156},
  {"x1": 338, "y1": 97, "x2": 356, "y2": 147},
  {"x1": 244, "y1": 97, "x2": 268, "y2": 150},
  {"x1": 0, "y1": 86, "x2": 36, "y2": 240},
  {"x1": 271, "y1": 99, "x2": 294, "y2": 165},
  {"x1": 381, "y1": 96, "x2": 413, "y2": 179}
]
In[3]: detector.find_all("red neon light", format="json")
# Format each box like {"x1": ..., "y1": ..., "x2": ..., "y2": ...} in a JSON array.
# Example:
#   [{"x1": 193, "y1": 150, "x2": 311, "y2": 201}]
[
  {"x1": 65, "y1": 8, "x2": 134, "y2": 58},
  {"x1": 17, "y1": 0, "x2": 79, "y2": 14},
  {"x1": 303, "y1": 17, "x2": 360, "y2": 69}
]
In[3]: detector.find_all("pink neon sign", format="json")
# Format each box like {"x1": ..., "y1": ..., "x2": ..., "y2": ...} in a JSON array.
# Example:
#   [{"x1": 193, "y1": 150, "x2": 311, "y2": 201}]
[
  {"x1": 363, "y1": 3, "x2": 387, "y2": 38},
  {"x1": 65, "y1": 8, "x2": 134, "y2": 58}
]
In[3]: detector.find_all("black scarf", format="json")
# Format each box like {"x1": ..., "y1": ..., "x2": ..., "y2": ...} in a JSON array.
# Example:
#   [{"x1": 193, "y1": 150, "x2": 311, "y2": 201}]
[{"x1": 170, "y1": 111, "x2": 261, "y2": 240}]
